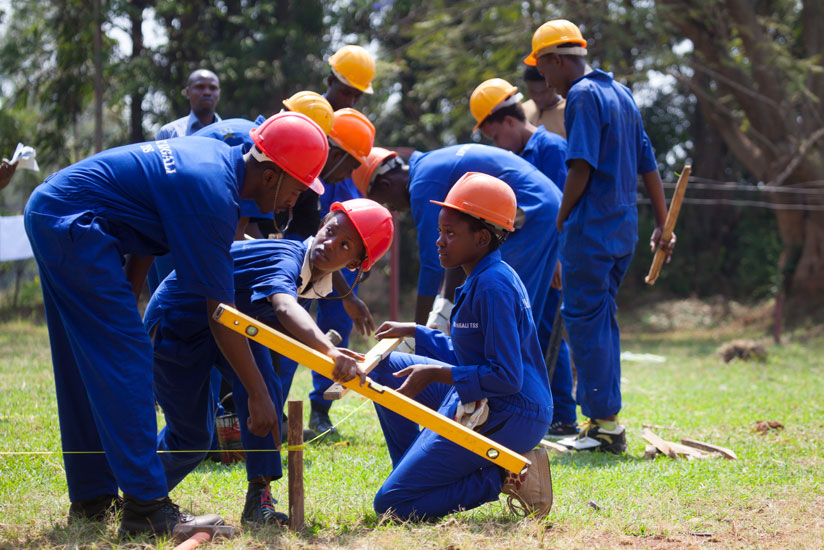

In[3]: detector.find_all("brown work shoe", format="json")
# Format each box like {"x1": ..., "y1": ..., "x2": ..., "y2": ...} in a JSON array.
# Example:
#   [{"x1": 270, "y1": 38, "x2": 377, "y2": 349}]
[{"x1": 501, "y1": 449, "x2": 553, "y2": 518}]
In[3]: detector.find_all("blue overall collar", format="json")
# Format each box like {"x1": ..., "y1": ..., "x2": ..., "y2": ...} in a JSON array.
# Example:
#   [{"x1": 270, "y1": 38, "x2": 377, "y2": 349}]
[
  {"x1": 570, "y1": 68, "x2": 613, "y2": 88},
  {"x1": 453, "y1": 249, "x2": 503, "y2": 312},
  {"x1": 521, "y1": 126, "x2": 546, "y2": 157},
  {"x1": 231, "y1": 145, "x2": 247, "y2": 198}
]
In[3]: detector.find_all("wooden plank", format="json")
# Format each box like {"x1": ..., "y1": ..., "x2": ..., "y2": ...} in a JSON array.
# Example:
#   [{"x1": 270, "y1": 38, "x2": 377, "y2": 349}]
[
  {"x1": 645, "y1": 164, "x2": 691, "y2": 285},
  {"x1": 667, "y1": 441, "x2": 713, "y2": 458},
  {"x1": 214, "y1": 304, "x2": 530, "y2": 473},
  {"x1": 641, "y1": 428, "x2": 678, "y2": 458},
  {"x1": 287, "y1": 400, "x2": 304, "y2": 531},
  {"x1": 539, "y1": 439, "x2": 570, "y2": 455},
  {"x1": 323, "y1": 337, "x2": 404, "y2": 400},
  {"x1": 680, "y1": 438, "x2": 738, "y2": 460}
]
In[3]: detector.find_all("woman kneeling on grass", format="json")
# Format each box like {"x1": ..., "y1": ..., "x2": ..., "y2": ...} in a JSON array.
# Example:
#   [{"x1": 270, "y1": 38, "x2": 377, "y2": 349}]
[{"x1": 371, "y1": 172, "x2": 554, "y2": 520}]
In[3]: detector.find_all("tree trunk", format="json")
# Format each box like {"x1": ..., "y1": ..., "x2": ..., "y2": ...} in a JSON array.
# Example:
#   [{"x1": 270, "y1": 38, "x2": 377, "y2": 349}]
[
  {"x1": 129, "y1": 2, "x2": 147, "y2": 143},
  {"x1": 92, "y1": 0, "x2": 103, "y2": 152}
]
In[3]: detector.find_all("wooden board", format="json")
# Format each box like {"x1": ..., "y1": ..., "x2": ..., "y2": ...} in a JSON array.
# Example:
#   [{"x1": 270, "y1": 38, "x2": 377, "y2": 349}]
[
  {"x1": 645, "y1": 164, "x2": 691, "y2": 285},
  {"x1": 681, "y1": 438, "x2": 738, "y2": 460},
  {"x1": 323, "y1": 337, "x2": 404, "y2": 400},
  {"x1": 641, "y1": 428, "x2": 678, "y2": 458},
  {"x1": 539, "y1": 439, "x2": 570, "y2": 455},
  {"x1": 287, "y1": 400, "x2": 304, "y2": 531},
  {"x1": 213, "y1": 304, "x2": 530, "y2": 473}
]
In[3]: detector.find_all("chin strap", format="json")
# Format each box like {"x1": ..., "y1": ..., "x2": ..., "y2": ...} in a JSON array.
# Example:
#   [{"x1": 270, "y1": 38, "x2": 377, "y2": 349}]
[
  {"x1": 322, "y1": 264, "x2": 364, "y2": 301},
  {"x1": 270, "y1": 171, "x2": 293, "y2": 237}
]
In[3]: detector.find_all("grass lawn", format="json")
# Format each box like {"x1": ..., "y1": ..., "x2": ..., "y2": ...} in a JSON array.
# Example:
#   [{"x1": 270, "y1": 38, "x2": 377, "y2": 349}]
[{"x1": 0, "y1": 302, "x2": 822, "y2": 549}]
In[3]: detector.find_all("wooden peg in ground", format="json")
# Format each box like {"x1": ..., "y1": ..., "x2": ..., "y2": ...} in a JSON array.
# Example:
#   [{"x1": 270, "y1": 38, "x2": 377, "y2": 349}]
[{"x1": 539, "y1": 439, "x2": 570, "y2": 455}]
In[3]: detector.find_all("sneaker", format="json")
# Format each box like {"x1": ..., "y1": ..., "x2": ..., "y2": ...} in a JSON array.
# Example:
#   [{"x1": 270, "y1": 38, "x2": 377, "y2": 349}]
[
  {"x1": 118, "y1": 495, "x2": 223, "y2": 537},
  {"x1": 544, "y1": 421, "x2": 579, "y2": 439},
  {"x1": 68, "y1": 494, "x2": 122, "y2": 522},
  {"x1": 501, "y1": 449, "x2": 553, "y2": 518},
  {"x1": 558, "y1": 419, "x2": 627, "y2": 454},
  {"x1": 241, "y1": 481, "x2": 289, "y2": 525},
  {"x1": 308, "y1": 406, "x2": 338, "y2": 439}
]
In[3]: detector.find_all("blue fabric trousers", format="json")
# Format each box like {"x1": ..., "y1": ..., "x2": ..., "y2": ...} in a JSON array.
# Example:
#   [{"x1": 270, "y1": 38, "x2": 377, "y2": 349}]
[
  {"x1": 24, "y1": 201, "x2": 168, "y2": 502},
  {"x1": 544, "y1": 287, "x2": 576, "y2": 425},
  {"x1": 561, "y1": 239, "x2": 633, "y2": 420},
  {"x1": 369, "y1": 352, "x2": 550, "y2": 520},
  {"x1": 151, "y1": 321, "x2": 283, "y2": 488}
]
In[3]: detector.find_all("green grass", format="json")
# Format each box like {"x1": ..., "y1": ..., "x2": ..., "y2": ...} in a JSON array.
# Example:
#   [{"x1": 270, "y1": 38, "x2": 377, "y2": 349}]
[{"x1": 0, "y1": 307, "x2": 822, "y2": 549}]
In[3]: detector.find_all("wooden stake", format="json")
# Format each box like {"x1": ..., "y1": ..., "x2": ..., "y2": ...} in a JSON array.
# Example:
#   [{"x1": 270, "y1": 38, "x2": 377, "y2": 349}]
[
  {"x1": 645, "y1": 164, "x2": 691, "y2": 285},
  {"x1": 287, "y1": 400, "x2": 304, "y2": 531},
  {"x1": 641, "y1": 428, "x2": 678, "y2": 458},
  {"x1": 172, "y1": 532, "x2": 211, "y2": 550},
  {"x1": 680, "y1": 438, "x2": 738, "y2": 460}
]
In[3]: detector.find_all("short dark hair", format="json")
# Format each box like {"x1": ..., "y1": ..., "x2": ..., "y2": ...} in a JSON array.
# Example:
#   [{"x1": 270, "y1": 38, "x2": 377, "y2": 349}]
[
  {"x1": 523, "y1": 65, "x2": 544, "y2": 82},
  {"x1": 456, "y1": 209, "x2": 504, "y2": 252},
  {"x1": 481, "y1": 102, "x2": 526, "y2": 126}
]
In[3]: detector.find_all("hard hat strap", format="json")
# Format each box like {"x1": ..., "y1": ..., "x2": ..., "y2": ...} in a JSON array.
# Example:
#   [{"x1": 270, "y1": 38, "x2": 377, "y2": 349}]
[
  {"x1": 322, "y1": 265, "x2": 364, "y2": 301},
  {"x1": 270, "y1": 171, "x2": 294, "y2": 236}
]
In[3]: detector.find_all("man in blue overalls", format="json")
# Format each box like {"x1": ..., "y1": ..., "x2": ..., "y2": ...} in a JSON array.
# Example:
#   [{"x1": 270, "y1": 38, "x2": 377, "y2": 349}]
[
  {"x1": 145, "y1": 199, "x2": 393, "y2": 525},
  {"x1": 470, "y1": 78, "x2": 578, "y2": 438},
  {"x1": 23, "y1": 111, "x2": 329, "y2": 536},
  {"x1": 365, "y1": 144, "x2": 562, "y2": 385},
  {"x1": 528, "y1": 19, "x2": 673, "y2": 452}
]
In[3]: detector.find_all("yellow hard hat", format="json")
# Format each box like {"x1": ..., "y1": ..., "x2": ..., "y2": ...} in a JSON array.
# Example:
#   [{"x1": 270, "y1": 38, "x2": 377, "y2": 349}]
[
  {"x1": 524, "y1": 19, "x2": 588, "y2": 66},
  {"x1": 329, "y1": 45, "x2": 376, "y2": 94},
  {"x1": 469, "y1": 78, "x2": 519, "y2": 131},
  {"x1": 282, "y1": 91, "x2": 334, "y2": 135}
]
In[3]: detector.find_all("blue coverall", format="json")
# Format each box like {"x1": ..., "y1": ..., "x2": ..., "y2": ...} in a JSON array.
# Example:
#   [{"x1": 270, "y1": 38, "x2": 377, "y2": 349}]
[
  {"x1": 371, "y1": 250, "x2": 553, "y2": 519},
  {"x1": 23, "y1": 137, "x2": 242, "y2": 502},
  {"x1": 144, "y1": 239, "x2": 320, "y2": 488},
  {"x1": 561, "y1": 69, "x2": 658, "y2": 419},
  {"x1": 408, "y1": 144, "x2": 561, "y2": 376},
  {"x1": 519, "y1": 127, "x2": 576, "y2": 426}
]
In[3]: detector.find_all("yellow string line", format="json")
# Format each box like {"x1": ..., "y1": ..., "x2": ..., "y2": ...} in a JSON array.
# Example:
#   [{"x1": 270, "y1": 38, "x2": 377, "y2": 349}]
[{"x1": 0, "y1": 400, "x2": 371, "y2": 456}]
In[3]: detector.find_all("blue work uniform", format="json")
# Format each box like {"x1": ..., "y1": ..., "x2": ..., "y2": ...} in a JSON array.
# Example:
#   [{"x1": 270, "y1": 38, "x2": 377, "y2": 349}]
[
  {"x1": 23, "y1": 137, "x2": 242, "y2": 502},
  {"x1": 371, "y1": 250, "x2": 552, "y2": 519},
  {"x1": 520, "y1": 125, "x2": 568, "y2": 192},
  {"x1": 561, "y1": 69, "x2": 658, "y2": 419},
  {"x1": 148, "y1": 111, "x2": 223, "y2": 292},
  {"x1": 518, "y1": 128, "x2": 576, "y2": 426},
  {"x1": 144, "y1": 239, "x2": 323, "y2": 488},
  {"x1": 409, "y1": 144, "x2": 561, "y2": 359}
]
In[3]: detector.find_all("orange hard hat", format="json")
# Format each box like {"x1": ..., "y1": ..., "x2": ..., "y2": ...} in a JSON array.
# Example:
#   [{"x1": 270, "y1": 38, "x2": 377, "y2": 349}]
[
  {"x1": 282, "y1": 91, "x2": 334, "y2": 135},
  {"x1": 329, "y1": 45, "x2": 376, "y2": 94},
  {"x1": 431, "y1": 172, "x2": 516, "y2": 232},
  {"x1": 524, "y1": 19, "x2": 588, "y2": 66},
  {"x1": 330, "y1": 198, "x2": 394, "y2": 271},
  {"x1": 250, "y1": 112, "x2": 328, "y2": 195},
  {"x1": 470, "y1": 78, "x2": 519, "y2": 130},
  {"x1": 352, "y1": 147, "x2": 398, "y2": 196},
  {"x1": 328, "y1": 108, "x2": 375, "y2": 166}
]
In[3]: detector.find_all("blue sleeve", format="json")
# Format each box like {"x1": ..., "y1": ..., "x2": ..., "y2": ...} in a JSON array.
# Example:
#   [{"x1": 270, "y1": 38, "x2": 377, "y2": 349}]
[
  {"x1": 637, "y1": 129, "x2": 658, "y2": 174},
  {"x1": 540, "y1": 137, "x2": 568, "y2": 191},
  {"x1": 564, "y1": 88, "x2": 601, "y2": 170},
  {"x1": 411, "y1": 182, "x2": 445, "y2": 297},
  {"x1": 169, "y1": 213, "x2": 236, "y2": 303},
  {"x1": 414, "y1": 325, "x2": 458, "y2": 364},
  {"x1": 450, "y1": 289, "x2": 525, "y2": 403},
  {"x1": 248, "y1": 257, "x2": 301, "y2": 303}
]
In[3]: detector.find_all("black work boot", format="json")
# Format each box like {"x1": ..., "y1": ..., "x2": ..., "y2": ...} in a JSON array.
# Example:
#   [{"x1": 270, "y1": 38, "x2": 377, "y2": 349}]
[
  {"x1": 241, "y1": 481, "x2": 289, "y2": 525},
  {"x1": 118, "y1": 495, "x2": 224, "y2": 537},
  {"x1": 308, "y1": 404, "x2": 338, "y2": 441},
  {"x1": 68, "y1": 494, "x2": 122, "y2": 523}
]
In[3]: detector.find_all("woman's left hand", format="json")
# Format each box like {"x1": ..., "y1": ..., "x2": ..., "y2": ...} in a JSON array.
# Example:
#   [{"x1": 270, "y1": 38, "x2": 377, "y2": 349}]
[{"x1": 393, "y1": 364, "x2": 451, "y2": 398}]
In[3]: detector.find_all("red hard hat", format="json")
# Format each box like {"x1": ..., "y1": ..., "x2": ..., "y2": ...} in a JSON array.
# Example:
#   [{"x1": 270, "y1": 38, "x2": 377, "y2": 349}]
[
  {"x1": 250, "y1": 111, "x2": 328, "y2": 195},
  {"x1": 330, "y1": 198, "x2": 394, "y2": 271},
  {"x1": 431, "y1": 172, "x2": 517, "y2": 232}
]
